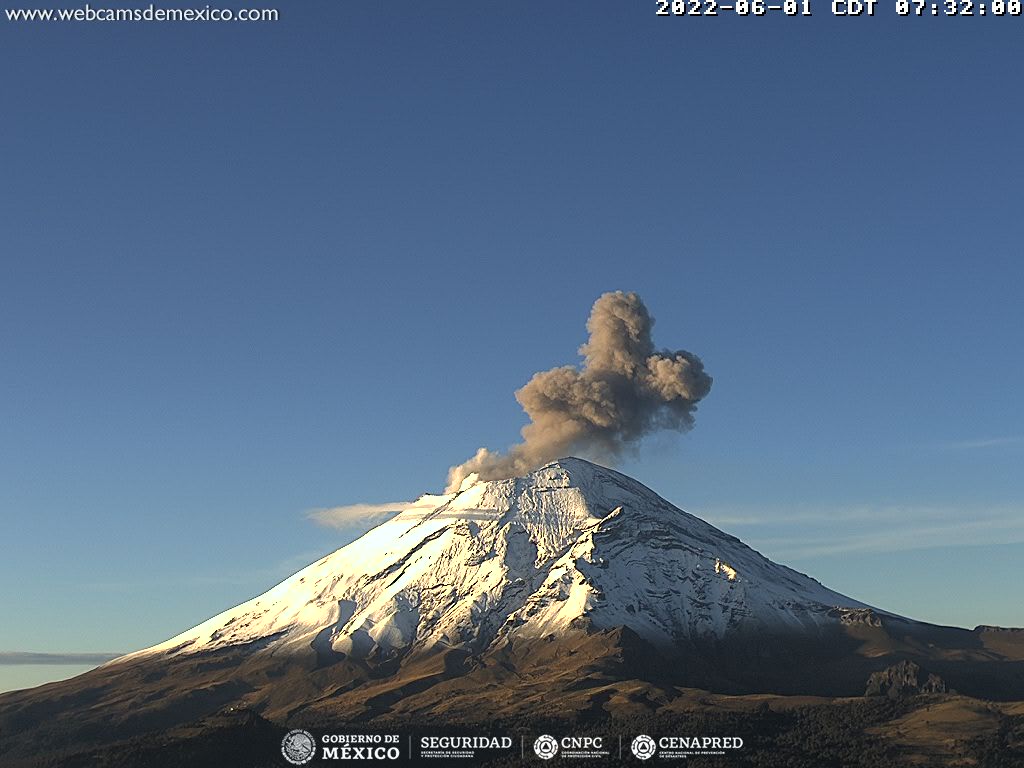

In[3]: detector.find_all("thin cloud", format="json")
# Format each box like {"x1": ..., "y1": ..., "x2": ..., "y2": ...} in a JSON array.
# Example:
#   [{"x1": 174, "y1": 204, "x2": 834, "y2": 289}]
[
  {"x1": 936, "y1": 436, "x2": 1024, "y2": 450},
  {"x1": 697, "y1": 503, "x2": 962, "y2": 528},
  {"x1": 0, "y1": 652, "x2": 123, "y2": 665},
  {"x1": 762, "y1": 517, "x2": 1024, "y2": 559},
  {"x1": 307, "y1": 501, "x2": 412, "y2": 529},
  {"x1": 701, "y1": 503, "x2": 1024, "y2": 559}
]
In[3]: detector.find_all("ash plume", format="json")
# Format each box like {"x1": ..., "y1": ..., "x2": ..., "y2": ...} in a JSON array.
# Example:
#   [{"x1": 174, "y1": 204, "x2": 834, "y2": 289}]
[{"x1": 446, "y1": 291, "x2": 712, "y2": 492}]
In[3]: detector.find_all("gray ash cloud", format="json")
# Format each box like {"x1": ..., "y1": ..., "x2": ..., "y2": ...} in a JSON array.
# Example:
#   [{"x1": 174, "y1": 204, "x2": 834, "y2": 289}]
[{"x1": 447, "y1": 291, "x2": 712, "y2": 492}]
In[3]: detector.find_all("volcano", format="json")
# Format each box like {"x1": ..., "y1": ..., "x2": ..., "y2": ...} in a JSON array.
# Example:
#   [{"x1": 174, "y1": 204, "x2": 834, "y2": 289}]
[
  {"x1": 2, "y1": 458, "x2": 1023, "y2": 765},
  {"x1": 124, "y1": 457, "x2": 881, "y2": 660}
]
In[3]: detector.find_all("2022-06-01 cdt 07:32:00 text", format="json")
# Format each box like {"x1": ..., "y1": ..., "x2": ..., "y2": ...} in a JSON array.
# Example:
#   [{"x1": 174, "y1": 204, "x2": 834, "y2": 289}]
[{"x1": 656, "y1": 0, "x2": 1021, "y2": 16}]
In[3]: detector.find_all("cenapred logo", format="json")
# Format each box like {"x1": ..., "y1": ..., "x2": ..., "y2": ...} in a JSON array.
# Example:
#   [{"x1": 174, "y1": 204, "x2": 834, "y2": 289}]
[
  {"x1": 281, "y1": 729, "x2": 317, "y2": 765},
  {"x1": 533, "y1": 734, "x2": 559, "y2": 760},
  {"x1": 635, "y1": 734, "x2": 744, "y2": 760},
  {"x1": 631, "y1": 734, "x2": 657, "y2": 760}
]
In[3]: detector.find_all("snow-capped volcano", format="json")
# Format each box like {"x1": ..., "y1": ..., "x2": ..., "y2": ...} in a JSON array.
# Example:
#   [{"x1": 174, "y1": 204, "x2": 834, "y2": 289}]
[
  {"x1": 123, "y1": 458, "x2": 870, "y2": 665},
  {"x1": 4, "y1": 458, "x2": 1024, "y2": 766}
]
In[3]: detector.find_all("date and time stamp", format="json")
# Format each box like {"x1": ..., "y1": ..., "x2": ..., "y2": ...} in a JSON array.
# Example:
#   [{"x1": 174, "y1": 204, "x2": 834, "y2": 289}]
[{"x1": 656, "y1": 0, "x2": 1021, "y2": 16}]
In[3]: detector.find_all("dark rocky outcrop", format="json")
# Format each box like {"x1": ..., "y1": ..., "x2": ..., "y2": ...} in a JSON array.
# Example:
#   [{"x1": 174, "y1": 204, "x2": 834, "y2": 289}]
[{"x1": 865, "y1": 660, "x2": 947, "y2": 698}]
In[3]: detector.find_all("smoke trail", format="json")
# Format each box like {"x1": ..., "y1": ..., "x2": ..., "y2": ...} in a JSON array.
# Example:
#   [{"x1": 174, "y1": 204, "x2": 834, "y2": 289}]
[{"x1": 446, "y1": 291, "x2": 712, "y2": 492}]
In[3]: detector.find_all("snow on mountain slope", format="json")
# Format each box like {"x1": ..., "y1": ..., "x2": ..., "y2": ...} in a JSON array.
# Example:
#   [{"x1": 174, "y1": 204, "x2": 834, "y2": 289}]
[{"x1": 119, "y1": 458, "x2": 873, "y2": 665}]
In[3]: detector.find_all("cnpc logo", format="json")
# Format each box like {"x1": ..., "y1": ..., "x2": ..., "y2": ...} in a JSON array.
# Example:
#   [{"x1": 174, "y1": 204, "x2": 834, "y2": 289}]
[
  {"x1": 533, "y1": 734, "x2": 605, "y2": 760},
  {"x1": 533, "y1": 735, "x2": 559, "y2": 759}
]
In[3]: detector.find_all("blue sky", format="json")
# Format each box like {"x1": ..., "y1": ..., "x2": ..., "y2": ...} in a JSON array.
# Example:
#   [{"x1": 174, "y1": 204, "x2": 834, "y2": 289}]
[{"x1": 2, "y1": 3, "x2": 1022, "y2": 692}]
